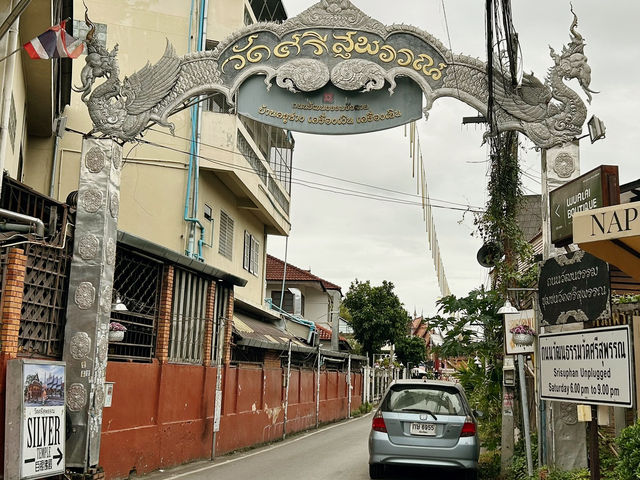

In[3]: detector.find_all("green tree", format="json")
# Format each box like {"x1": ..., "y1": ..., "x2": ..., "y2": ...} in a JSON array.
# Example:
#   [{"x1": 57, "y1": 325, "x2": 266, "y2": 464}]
[
  {"x1": 428, "y1": 286, "x2": 505, "y2": 450},
  {"x1": 342, "y1": 280, "x2": 409, "y2": 361},
  {"x1": 429, "y1": 286, "x2": 504, "y2": 363},
  {"x1": 395, "y1": 335, "x2": 427, "y2": 367}
]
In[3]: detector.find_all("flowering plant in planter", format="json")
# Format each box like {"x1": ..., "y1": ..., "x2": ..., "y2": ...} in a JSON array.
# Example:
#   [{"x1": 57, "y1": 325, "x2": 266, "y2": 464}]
[
  {"x1": 109, "y1": 321, "x2": 127, "y2": 332},
  {"x1": 509, "y1": 324, "x2": 535, "y2": 336}
]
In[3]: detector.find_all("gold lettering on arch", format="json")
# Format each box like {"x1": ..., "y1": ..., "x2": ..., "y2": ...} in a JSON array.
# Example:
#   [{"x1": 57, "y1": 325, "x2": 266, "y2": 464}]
[
  {"x1": 223, "y1": 30, "x2": 447, "y2": 80},
  {"x1": 222, "y1": 34, "x2": 270, "y2": 71}
]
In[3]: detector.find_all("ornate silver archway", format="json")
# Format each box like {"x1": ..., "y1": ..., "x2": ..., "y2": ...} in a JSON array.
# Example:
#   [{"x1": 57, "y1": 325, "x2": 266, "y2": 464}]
[{"x1": 76, "y1": 0, "x2": 594, "y2": 148}]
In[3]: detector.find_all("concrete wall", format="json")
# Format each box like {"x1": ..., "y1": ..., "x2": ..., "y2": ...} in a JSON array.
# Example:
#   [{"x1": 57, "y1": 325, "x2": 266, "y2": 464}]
[{"x1": 101, "y1": 361, "x2": 363, "y2": 479}]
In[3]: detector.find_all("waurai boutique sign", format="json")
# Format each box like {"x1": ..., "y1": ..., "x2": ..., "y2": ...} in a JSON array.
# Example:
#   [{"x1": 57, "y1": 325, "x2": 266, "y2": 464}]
[
  {"x1": 538, "y1": 250, "x2": 610, "y2": 326},
  {"x1": 539, "y1": 326, "x2": 634, "y2": 408},
  {"x1": 238, "y1": 75, "x2": 423, "y2": 135}
]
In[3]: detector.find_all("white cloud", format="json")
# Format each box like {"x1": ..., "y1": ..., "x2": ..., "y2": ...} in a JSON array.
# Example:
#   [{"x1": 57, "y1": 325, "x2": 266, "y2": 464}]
[{"x1": 268, "y1": 0, "x2": 639, "y2": 316}]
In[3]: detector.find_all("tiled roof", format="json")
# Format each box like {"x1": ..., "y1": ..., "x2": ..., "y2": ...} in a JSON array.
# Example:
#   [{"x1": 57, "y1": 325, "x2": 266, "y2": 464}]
[
  {"x1": 266, "y1": 255, "x2": 342, "y2": 292},
  {"x1": 411, "y1": 316, "x2": 430, "y2": 339},
  {"x1": 516, "y1": 195, "x2": 542, "y2": 242},
  {"x1": 315, "y1": 323, "x2": 347, "y2": 342}
]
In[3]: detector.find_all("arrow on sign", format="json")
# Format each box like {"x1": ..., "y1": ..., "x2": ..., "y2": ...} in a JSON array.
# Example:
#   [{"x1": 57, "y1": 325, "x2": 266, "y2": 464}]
[
  {"x1": 24, "y1": 458, "x2": 35, "y2": 464},
  {"x1": 555, "y1": 204, "x2": 561, "y2": 218},
  {"x1": 54, "y1": 447, "x2": 63, "y2": 466}
]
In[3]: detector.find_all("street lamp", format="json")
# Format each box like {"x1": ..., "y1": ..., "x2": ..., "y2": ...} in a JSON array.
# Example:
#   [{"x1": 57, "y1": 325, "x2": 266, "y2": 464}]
[
  {"x1": 587, "y1": 115, "x2": 606, "y2": 143},
  {"x1": 497, "y1": 299, "x2": 518, "y2": 315}
]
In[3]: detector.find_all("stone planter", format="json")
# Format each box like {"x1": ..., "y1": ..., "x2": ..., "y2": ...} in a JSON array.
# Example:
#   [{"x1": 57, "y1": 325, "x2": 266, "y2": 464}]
[
  {"x1": 108, "y1": 330, "x2": 125, "y2": 342},
  {"x1": 513, "y1": 333, "x2": 534, "y2": 346}
]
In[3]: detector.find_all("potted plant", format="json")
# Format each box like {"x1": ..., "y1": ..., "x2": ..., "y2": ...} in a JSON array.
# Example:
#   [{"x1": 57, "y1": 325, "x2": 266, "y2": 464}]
[
  {"x1": 108, "y1": 321, "x2": 127, "y2": 342},
  {"x1": 510, "y1": 324, "x2": 535, "y2": 346}
]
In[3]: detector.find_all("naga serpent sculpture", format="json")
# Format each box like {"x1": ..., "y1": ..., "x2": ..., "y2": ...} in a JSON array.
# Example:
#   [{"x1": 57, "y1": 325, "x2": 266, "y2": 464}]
[{"x1": 74, "y1": 0, "x2": 596, "y2": 149}]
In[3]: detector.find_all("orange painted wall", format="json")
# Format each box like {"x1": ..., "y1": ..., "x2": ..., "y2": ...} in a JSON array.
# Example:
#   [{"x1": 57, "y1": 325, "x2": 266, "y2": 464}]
[{"x1": 100, "y1": 361, "x2": 362, "y2": 479}]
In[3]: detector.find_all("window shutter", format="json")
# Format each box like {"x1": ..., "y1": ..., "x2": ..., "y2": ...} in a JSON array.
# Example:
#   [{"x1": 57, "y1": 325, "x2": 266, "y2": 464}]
[
  {"x1": 251, "y1": 237, "x2": 259, "y2": 274},
  {"x1": 218, "y1": 211, "x2": 234, "y2": 259},
  {"x1": 243, "y1": 230, "x2": 251, "y2": 270}
]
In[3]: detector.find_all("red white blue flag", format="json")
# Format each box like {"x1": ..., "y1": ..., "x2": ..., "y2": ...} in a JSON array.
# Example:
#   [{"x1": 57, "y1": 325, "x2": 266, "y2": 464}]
[{"x1": 23, "y1": 20, "x2": 84, "y2": 59}]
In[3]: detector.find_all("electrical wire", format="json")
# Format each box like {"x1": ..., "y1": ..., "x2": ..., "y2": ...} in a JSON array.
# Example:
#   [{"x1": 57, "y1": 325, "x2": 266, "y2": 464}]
[
  {"x1": 65, "y1": 127, "x2": 485, "y2": 213},
  {"x1": 146, "y1": 126, "x2": 480, "y2": 209}
]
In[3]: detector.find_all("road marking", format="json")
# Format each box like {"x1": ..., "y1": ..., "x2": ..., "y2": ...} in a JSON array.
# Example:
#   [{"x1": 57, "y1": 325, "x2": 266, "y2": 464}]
[{"x1": 162, "y1": 414, "x2": 372, "y2": 480}]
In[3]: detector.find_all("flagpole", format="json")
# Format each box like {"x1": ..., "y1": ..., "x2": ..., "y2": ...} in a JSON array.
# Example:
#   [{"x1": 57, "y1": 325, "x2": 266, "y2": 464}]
[{"x1": 0, "y1": 47, "x2": 20, "y2": 64}]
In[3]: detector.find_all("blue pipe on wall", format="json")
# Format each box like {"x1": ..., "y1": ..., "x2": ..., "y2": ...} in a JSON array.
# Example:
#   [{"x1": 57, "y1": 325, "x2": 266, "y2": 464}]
[{"x1": 183, "y1": 0, "x2": 206, "y2": 261}]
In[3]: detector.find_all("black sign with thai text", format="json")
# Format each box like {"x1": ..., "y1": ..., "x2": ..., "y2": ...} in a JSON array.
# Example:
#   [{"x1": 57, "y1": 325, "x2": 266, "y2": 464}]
[{"x1": 538, "y1": 250, "x2": 610, "y2": 325}]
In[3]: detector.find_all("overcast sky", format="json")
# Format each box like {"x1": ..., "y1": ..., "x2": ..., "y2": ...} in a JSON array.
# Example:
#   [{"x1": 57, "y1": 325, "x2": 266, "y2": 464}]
[{"x1": 266, "y1": 0, "x2": 640, "y2": 317}]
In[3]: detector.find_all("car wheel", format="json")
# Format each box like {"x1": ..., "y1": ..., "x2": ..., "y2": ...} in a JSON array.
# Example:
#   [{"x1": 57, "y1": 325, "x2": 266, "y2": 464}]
[
  {"x1": 464, "y1": 469, "x2": 478, "y2": 480},
  {"x1": 369, "y1": 463, "x2": 384, "y2": 479}
]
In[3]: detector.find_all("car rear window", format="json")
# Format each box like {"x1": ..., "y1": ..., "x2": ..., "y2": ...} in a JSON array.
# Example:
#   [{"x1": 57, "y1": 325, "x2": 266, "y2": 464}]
[{"x1": 382, "y1": 385, "x2": 466, "y2": 415}]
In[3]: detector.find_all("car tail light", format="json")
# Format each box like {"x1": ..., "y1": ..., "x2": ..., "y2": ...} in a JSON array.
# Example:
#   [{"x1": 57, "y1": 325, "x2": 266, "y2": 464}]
[
  {"x1": 460, "y1": 417, "x2": 476, "y2": 437},
  {"x1": 372, "y1": 410, "x2": 387, "y2": 433}
]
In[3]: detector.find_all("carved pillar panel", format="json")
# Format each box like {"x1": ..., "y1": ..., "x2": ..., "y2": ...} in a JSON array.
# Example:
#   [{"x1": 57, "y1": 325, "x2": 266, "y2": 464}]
[{"x1": 62, "y1": 137, "x2": 122, "y2": 470}]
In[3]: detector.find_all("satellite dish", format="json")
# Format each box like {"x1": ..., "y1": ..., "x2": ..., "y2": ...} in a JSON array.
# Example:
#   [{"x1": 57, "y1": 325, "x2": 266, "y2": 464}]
[{"x1": 477, "y1": 242, "x2": 503, "y2": 268}]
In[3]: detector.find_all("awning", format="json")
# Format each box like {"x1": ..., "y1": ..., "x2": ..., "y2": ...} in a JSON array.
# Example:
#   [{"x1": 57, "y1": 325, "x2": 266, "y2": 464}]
[
  {"x1": 233, "y1": 312, "x2": 309, "y2": 351},
  {"x1": 573, "y1": 202, "x2": 640, "y2": 281}
]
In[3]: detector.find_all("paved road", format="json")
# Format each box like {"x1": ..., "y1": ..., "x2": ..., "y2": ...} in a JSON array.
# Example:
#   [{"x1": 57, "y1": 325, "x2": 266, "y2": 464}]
[{"x1": 141, "y1": 414, "x2": 469, "y2": 480}]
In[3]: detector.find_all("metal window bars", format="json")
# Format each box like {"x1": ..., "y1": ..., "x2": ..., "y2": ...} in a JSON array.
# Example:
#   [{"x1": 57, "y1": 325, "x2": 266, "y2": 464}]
[{"x1": 108, "y1": 245, "x2": 162, "y2": 362}]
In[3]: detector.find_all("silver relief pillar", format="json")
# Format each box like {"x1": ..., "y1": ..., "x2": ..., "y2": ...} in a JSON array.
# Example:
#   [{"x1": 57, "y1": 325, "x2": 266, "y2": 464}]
[
  {"x1": 540, "y1": 141, "x2": 587, "y2": 470},
  {"x1": 62, "y1": 137, "x2": 122, "y2": 470}
]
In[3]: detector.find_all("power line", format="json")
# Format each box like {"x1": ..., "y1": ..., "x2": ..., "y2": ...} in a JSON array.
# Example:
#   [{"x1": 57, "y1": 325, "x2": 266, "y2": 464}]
[
  {"x1": 65, "y1": 128, "x2": 484, "y2": 213},
  {"x1": 147, "y1": 126, "x2": 481, "y2": 209}
]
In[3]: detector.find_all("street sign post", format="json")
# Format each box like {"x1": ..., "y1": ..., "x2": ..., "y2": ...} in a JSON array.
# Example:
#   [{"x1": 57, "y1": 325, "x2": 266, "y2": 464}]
[
  {"x1": 539, "y1": 325, "x2": 634, "y2": 408},
  {"x1": 4, "y1": 359, "x2": 66, "y2": 480},
  {"x1": 549, "y1": 165, "x2": 619, "y2": 246}
]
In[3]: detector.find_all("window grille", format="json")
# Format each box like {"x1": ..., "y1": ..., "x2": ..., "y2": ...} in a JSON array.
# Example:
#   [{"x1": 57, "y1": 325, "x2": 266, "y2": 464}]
[
  {"x1": 205, "y1": 93, "x2": 233, "y2": 114},
  {"x1": 109, "y1": 245, "x2": 161, "y2": 361},
  {"x1": 237, "y1": 131, "x2": 268, "y2": 185},
  {"x1": 218, "y1": 210, "x2": 234, "y2": 260},
  {"x1": 243, "y1": 6, "x2": 254, "y2": 25},
  {"x1": 17, "y1": 242, "x2": 72, "y2": 358},
  {"x1": 169, "y1": 268, "x2": 210, "y2": 364}
]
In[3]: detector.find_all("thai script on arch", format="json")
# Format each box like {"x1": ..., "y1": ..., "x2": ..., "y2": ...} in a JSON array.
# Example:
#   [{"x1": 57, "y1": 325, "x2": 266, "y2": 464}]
[{"x1": 221, "y1": 30, "x2": 447, "y2": 80}]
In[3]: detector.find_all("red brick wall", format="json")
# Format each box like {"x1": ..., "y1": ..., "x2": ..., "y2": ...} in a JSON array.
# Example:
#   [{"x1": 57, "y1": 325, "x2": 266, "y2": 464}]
[
  {"x1": 156, "y1": 266, "x2": 174, "y2": 364},
  {"x1": 0, "y1": 247, "x2": 27, "y2": 474}
]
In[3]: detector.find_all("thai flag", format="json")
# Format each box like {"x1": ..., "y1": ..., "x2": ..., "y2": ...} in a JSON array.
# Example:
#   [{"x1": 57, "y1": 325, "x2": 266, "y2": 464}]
[{"x1": 23, "y1": 20, "x2": 84, "y2": 59}]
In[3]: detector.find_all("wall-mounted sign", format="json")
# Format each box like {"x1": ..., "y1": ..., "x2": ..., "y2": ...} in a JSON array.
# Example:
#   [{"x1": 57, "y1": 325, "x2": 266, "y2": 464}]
[
  {"x1": 539, "y1": 325, "x2": 633, "y2": 407},
  {"x1": 504, "y1": 310, "x2": 536, "y2": 355},
  {"x1": 5, "y1": 359, "x2": 66, "y2": 480},
  {"x1": 538, "y1": 250, "x2": 610, "y2": 326},
  {"x1": 237, "y1": 75, "x2": 423, "y2": 135},
  {"x1": 573, "y1": 201, "x2": 640, "y2": 243},
  {"x1": 550, "y1": 165, "x2": 619, "y2": 246}
]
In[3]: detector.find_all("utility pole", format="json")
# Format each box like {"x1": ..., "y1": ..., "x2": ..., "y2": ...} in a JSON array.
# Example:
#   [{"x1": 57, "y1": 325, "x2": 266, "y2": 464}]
[
  {"x1": 283, "y1": 340, "x2": 292, "y2": 439},
  {"x1": 315, "y1": 343, "x2": 321, "y2": 428}
]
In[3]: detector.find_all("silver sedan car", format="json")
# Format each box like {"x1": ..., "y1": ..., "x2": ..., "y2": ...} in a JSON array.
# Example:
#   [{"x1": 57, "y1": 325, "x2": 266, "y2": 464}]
[{"x1": 368, "y1": 379, "x2": 480, "y2": 480}]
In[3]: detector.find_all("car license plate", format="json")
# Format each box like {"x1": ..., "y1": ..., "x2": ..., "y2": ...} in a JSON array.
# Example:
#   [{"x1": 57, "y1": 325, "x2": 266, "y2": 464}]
[{"x1": 410, "y1": 422, "x2": 436, "y2": 436}]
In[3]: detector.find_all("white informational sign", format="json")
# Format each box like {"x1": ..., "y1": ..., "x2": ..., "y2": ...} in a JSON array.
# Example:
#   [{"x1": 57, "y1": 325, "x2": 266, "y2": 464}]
[
  {"x1": 539, "y1": 325, "x2": 634, "y2": 408},
  {"x1": 213, "y1": 389, "x2": 222, "y2": 433},
  {"x1": 21, "y1": 362, "x2": 66, "y2": 479},
  {"x1": 504, "y1": 310, "x2": 536, "y2": 355}
]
